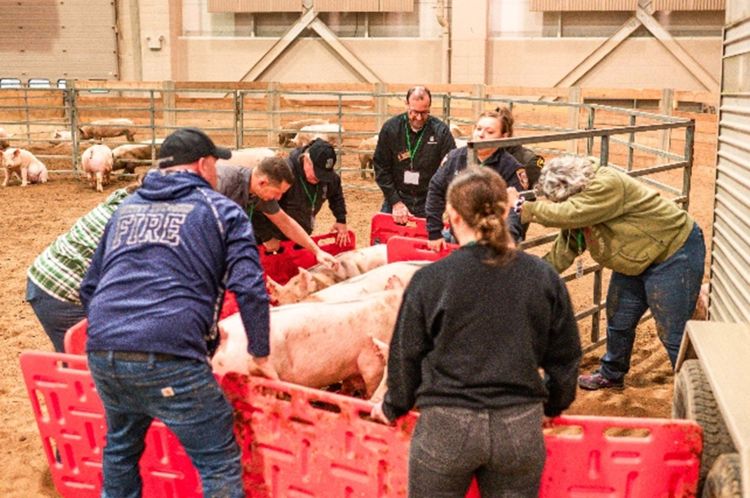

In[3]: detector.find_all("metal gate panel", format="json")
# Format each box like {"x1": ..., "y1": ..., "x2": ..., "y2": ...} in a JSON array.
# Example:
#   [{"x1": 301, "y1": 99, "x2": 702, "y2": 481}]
[
  {"x1": 710, "y1": 13, "x2": 750, "y2": 322},
  {"x1": 0, "y1": 0, "x2": 118, "y2": 81}
]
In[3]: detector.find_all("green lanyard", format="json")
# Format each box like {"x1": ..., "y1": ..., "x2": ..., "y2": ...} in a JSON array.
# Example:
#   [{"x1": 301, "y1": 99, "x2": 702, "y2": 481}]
[
  {"x1": 246, "y1": 203, "x2": 255, "y2": 219},
  {"x1": 575, "y1": 229, "x2": 585, "y2": 255},
  {"x1": 300, "y1": 179, "x2": 318, "y2": 211},
  {"x1": 404, "y1": 117, "x2": 426, "y2": 169}
]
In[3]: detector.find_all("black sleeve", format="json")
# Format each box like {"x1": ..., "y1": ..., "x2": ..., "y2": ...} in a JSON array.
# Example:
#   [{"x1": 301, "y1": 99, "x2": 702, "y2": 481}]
[
  {"x1": 373, "y1": 123, "x2": 402, "y2": 207},
  {"x1": 541, "y1": 275, "x2": 582, "y2": 417},
  {"x1": 251, "y1": 211, "x2": 285, "y2": 242},
  {"x1": 425, "y1": 158, "x2": 452, "y2": 240},
  {"x1": 438, "y1": 125, "x2": 457, "y2": 160},
  {"x1": 327, "y1": 177, "x2": 347, "y2": 224},
  {"x1": 382, "y1": 281, "x2": 432, "y2": 421},
  {"x1": 524, "y1": 154, "x2": 544, "y2": 188}
]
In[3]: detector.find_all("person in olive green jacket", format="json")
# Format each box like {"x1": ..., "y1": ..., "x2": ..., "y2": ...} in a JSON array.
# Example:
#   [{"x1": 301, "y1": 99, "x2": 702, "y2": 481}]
[{"x1": 512, "y1": 155, "x2": 705, "y2": 390}]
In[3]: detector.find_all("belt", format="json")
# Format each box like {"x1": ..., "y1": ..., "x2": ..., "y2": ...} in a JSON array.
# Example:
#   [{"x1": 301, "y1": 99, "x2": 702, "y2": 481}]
[{"x1": 91, "y1": 351, "x2": 182, "y2": 362}]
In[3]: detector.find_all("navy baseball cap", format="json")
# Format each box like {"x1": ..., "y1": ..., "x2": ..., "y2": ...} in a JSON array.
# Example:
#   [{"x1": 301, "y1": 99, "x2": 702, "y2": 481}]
[
  {"x1": 157, "y1": 127, "x2": 231, "y2": 168},
  {"x1": 305, "y1": 138, "x2": 338, "y2": 182}
]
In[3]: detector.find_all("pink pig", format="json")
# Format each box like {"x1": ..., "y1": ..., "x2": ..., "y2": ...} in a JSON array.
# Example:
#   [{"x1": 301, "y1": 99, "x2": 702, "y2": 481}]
[
  {"x1": 2, "y1": 148, "x2": 48, "y2": 187},
  {"x1": 266, "y1": 244, "x2": 388, "y2": 304},
  {"x1": 81, "y1": 144, "x2": 114, "y2": 192},
  {"x1": 212, "y1": 288, "x2": 404, "y2": 399}
]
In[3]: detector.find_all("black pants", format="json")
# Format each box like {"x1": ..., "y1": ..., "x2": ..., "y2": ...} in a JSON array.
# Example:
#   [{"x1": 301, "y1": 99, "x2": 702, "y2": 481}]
[{"x1": 409, "y1": 403, "x2": 545, "y2": 498}]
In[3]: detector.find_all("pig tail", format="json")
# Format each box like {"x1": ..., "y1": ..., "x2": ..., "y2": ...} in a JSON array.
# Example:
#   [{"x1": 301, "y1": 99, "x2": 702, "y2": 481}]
[{"x1": 447, "y1": 166, "x2": 515, "y2": 267}]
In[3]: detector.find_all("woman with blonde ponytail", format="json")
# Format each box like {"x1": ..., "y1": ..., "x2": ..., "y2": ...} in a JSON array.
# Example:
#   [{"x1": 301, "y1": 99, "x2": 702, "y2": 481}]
[{"x1": 372, "y1": 167, "x2": 582, "y2": 498}]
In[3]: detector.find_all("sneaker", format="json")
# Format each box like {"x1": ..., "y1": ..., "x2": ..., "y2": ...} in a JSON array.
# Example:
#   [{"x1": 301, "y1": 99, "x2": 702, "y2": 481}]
[{"x1": 578, "y1": 371, "x2": 624, "y2": 391}]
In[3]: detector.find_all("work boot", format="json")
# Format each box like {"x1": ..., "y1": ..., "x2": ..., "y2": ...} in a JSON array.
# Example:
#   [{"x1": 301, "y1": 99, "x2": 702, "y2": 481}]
[{"x1": 578, "y1": 371, "x2": 624, "y2": 391}]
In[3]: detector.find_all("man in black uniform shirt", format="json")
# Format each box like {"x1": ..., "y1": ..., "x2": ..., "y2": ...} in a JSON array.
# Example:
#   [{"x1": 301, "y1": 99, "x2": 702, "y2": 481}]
[
  {"x1": 373, "y1": 86, "x2": 456, "y2": 223},
  {"x1": 251, "y1": 138, "x2": 349, "y2": 250}
]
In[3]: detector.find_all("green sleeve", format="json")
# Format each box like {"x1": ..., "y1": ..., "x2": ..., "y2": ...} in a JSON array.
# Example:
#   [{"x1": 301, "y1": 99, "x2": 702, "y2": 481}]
[
  {"x1": 522, "y1": 172, "x2": 624, "y2": 229},
  {"x1": 543, "y1": 230, "x2": 581, "y2": 274}
]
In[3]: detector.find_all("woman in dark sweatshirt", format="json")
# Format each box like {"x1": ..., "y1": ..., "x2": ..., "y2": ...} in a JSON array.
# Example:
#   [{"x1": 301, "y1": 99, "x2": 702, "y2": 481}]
[{"x1": 371, "y1": 166, "x2": 582, "y2": 498}]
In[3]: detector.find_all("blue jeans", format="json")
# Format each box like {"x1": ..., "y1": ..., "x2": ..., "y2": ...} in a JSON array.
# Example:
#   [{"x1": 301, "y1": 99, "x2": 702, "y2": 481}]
[
  {"x1": 599, "y1": 223, "x2": 706, "y2": 380},
  {"x1": 26, "y1": 278, "x2": 86, "y2": 352},
  {"x1": 408, "y1": 404, "x2": 545, "y2": 498},
  {"x1": 87, "y1": 352, "x2": 244, "y2": 498}
]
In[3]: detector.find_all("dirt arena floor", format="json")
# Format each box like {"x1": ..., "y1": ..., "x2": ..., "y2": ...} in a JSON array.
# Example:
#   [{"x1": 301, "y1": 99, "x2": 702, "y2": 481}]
[{"x1": 0, "y1": 162, "x2": 716, "y2": 497}]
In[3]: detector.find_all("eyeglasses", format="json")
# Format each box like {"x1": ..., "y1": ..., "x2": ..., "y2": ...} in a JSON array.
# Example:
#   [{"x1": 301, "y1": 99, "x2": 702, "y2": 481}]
[{"x1": 407, "y1": 108, "x2": 430, "y2": 118}]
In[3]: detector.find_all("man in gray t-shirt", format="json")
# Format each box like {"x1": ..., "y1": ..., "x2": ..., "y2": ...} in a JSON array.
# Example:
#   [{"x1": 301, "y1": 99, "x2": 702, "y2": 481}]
[{"x1": 216, "y1": 158, "x2": 338, "y2": 268}]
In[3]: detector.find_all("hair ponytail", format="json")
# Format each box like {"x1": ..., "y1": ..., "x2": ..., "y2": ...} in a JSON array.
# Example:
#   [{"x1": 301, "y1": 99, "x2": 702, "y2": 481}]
[{"x1": 447, "y1": 167, "x2": 515, "y2": 266}]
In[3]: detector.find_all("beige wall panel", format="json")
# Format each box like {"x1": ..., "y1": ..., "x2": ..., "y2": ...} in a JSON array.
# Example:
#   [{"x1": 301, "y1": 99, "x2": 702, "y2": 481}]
[
  {"x1": 653, "y1": 0, "x2": 724, "y2": 10},
  {"x1": 529, "y1": 0, "x2": 637, "y2": 11},
  {"x1": 0, "y1": 0, "x2": 117, "y2": 81},
  {"x1": 451, "y1": 0, "x2": 489, "y2": 83},
  {"x1": 180, "y1": 38, "x2": 441, "y2": 83},
  {"x1": 139, "y1": 0, "x2": 175, "y2": 81},
  {"x1": 576, "y1": 37, "x2": 720, "y2": 91},
  {"x1": 207, "y1": 0, "x2": 300, "y2": 13},
  {"x1": 380, "y1": 0, "x2": 415, "y2": 11},
  {"x1": 315, "y1": 0, "x2": 380, "y2": 11},
  {"x1": 488, "y1": 39, "x2": 601, "y2": 87},
  {"x1": 117, "y1": 0, "x2": 141, "y2": 81},
  {"x1": 488, "y1": 38, "x2": 721, "y2": 91}
]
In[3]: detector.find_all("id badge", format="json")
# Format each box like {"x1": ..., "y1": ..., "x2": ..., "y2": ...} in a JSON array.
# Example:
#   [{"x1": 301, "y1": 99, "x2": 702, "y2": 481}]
[
  {"x1": 404, "y1": 170, "x2": 420, "y2": 185},
  {"x1": 575, "y1": 257, "x2": 584, "y2": 279}
]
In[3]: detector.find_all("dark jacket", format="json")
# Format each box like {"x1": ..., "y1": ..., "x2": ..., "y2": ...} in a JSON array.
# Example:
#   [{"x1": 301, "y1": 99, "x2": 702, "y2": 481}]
[
  {"x1": 252, "y1": 147, "x2": 346, "y2": 242},
  {"x1": 81, "y1": 170, "x2": 270, "y2": 361},
  {"x1": 374, "y1": 113, "x2": 456, "y2": 217},
  {"x1": 425, "y1": 146, "x2": 526, "y2": 241},
  {"x1": 382, "y1": 245, "x2": 581, "y2": 421}
]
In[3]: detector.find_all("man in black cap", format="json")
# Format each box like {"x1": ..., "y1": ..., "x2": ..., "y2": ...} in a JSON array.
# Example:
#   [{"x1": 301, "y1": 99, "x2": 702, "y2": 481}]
[
  {"x1": 81, "y1": 127, "x2": 275, "y2": 498},
  {"x1": 250, "y1": 138, "x2": 349, "y2": 251}
]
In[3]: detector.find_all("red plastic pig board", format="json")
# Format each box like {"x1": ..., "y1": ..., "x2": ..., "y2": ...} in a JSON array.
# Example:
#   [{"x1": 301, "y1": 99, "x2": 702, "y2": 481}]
[
  {"x1": 222, "y1": 374, "x2": 702, "y2": 498},
  {"x1": 20, "y1": 351, "x2": 702, "y2": 497},
  {"x1": 260, "y1": 230, "x2": 356, "y2": 285},
  {"x1": 369, "y1": 213, "x2": 427, "y2": 245},
  {"x1": 20, "y1": 352, "x2": 202, "y2": 498},
  {"x1": 386, "y1": 235, "x2": 458, "y2": 263}
]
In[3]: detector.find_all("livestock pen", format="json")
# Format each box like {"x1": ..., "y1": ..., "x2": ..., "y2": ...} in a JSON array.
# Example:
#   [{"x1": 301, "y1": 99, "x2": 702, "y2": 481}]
[
  {"x1": 1, "y1": 82, "x2": 717, "y2": 497},
  {"x1": 0, "y1": 81, "x2": 714, "y2": 349}
]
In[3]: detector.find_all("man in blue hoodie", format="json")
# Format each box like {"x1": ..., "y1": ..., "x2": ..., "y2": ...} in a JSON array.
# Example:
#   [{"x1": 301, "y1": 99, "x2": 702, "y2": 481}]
[{"x1": 80, "y1": 127, "x2": 273, "y2": 498}]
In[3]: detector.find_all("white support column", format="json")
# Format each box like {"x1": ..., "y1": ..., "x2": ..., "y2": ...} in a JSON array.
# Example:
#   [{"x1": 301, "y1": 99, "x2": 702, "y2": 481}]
[{"x1": 450, "y1": 0, "x2": 489, "y2": 84}]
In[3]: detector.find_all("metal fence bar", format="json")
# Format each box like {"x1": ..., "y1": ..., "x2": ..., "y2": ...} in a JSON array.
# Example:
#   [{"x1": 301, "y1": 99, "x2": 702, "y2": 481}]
[
  {"x1": 627, "y1": 114, "x2": 636, "y2": 171},
  {"x1": 69, "y1": 81, "x2": 80, "y2": 172},
  {"x1": 682, "y1": 120, "x2": 695, "y2": 211}
]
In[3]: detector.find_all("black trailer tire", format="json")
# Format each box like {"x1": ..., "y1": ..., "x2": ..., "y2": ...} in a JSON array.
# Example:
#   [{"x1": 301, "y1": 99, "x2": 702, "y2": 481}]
[
  {"x1": 672, "y1": 360, "x2": 736, "y2": 490},
  {"x1": 702, "y1": 453, "x2": 742, "y2": 498}
]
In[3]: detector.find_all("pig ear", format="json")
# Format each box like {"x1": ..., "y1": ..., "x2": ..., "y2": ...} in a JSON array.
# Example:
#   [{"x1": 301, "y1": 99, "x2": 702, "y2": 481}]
[
  {"x1": 265, "y1": 277, "x2": 281, "y2": 299},
  {"x1": 13, "y1": 148, "x2": 20, "y2": 158},
  {"x1": 298, "y1": 268, "x2": 313, "y2": 292}
]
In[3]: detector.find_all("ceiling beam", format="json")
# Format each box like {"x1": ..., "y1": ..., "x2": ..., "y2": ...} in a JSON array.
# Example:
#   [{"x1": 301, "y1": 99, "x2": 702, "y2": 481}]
[
  {"x1": 309, "y1": 18, "x2": 382, "y2": 83},
  {"x1": 552, "y1": 15, "x2": 642, "y2": 88},
  {"x1": 635, "y1": 7, "x2": 720, "y2": 93},
  {"x1": 238, "y1": 8, "x2": 318, "y2": 82}
]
